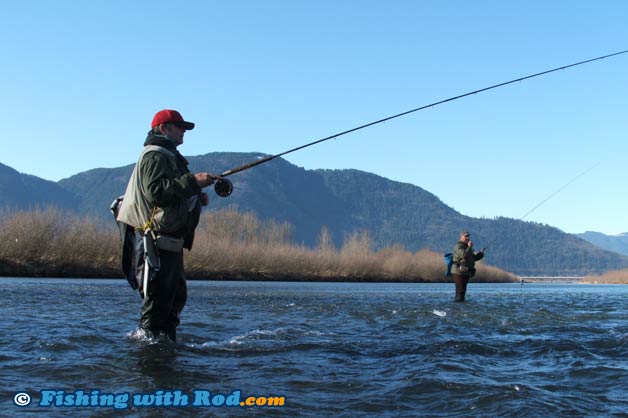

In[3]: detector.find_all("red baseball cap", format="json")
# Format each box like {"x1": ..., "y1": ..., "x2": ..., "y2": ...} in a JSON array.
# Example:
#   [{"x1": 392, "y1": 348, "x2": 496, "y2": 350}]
[{"x1": 151, "y1": 109, "x2": 195, "y2": 130}]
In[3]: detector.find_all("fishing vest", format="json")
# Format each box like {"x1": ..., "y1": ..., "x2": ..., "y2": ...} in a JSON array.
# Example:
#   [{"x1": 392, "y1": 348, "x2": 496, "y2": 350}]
[
  {"x1": 117, "y1": 145, "x2": 199, "y2": 234},
  {"x1": 451, "y1": 242, "x2": 476, "y2": 277}
]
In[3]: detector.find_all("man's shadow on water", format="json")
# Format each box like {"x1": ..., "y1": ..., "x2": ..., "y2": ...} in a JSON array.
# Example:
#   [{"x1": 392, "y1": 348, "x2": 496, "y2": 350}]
[
  {"x1": 131, "y1": 334, "x2": 222, "y2": 383},
  {"x1": 134, "y1": 340, "x2": 180, "y2": 382},
  {"x1": 126, "y1": 342, "x2": 227, "y2": 418},
  {"x1": 127, "y1": 333, "x2": 212, "y2": 392}
]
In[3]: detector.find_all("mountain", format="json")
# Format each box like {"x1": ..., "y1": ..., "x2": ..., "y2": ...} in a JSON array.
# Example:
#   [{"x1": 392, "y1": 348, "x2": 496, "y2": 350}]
[
  {"x1": 2, "y1": 155, "x2": 627, "y2": 276},
  {"x1": 576, "y1": 231, "x2": 628, "y2": 256},
  {"x1": 0, "y1": 162, "x2": 79, "y2": 211},
  {"x1": 57, "y1": 152, "x2": 468, "y2": 252}
]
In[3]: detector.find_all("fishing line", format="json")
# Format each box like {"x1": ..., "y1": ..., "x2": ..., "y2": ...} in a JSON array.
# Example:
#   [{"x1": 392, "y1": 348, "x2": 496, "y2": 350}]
[
  {"x1": 477, "y1": 162, "x2": 601, "y2": 253},
  {"x1": 519, "y1": 162, "x2": 601, "y2": 220},
  {"x1": 212, "y1": 49, "x2": 627, "y2": 197}
]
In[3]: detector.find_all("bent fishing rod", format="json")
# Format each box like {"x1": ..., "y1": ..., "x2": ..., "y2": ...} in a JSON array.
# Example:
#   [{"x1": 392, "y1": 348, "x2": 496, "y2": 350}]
[{"x1": 211, "y1": 49, "x2": 628, "y2": 198}]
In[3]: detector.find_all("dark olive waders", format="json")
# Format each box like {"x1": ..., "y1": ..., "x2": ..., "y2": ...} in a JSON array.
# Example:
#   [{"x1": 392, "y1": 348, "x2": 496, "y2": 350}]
[
  {"x1": 451, "y1": 273, "x2": 470, "y2": 302},
  {"x1": 133, "y1": 230, "x2": 187, "y2": 342}
]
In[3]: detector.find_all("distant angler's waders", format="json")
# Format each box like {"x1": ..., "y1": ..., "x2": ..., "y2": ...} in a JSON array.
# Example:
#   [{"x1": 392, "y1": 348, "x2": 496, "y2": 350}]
[{"x1": 451, "y1": 274, "x2": 470, "y2": 302}]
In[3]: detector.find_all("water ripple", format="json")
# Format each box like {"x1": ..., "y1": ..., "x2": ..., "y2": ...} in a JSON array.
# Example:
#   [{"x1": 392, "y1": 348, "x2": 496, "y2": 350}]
[{"x1": 1, "y1": 280, "x2": 626, "y2": 417}]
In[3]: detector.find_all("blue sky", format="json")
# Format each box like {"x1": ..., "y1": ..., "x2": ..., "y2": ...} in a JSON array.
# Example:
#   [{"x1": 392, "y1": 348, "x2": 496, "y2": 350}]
[{"x1": 2, "y1": 1, "x2": 627, "y2": 235}]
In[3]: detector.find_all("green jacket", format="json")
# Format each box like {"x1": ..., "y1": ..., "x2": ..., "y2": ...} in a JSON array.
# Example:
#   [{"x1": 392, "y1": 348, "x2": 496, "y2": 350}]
[
  {"x1": 117, "y1": 133, "x2": 202, "y2": 249},
  {"x1": 452, "y1": 241, "x2": 484, "y2": 277}
]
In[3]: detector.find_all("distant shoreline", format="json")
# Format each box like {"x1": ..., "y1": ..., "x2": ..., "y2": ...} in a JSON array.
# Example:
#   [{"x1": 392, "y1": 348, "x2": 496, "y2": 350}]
[
  {"x1": 4, "y1": 208, "x2": 624, "y2": 284},
  {"x1": 0, "y1": 209, "x2": 518, "y2": 284},
  {"x1": 2, "y1": 275, "x2": 624, "y2": 284},
  {"x1": 0, "y1": 274, "x2": 445, "y2": 283}
]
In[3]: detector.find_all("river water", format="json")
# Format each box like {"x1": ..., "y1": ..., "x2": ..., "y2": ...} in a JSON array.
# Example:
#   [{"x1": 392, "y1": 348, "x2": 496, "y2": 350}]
[{"x1": 1, "y1": 279, "x2": 626, "y2": 417}]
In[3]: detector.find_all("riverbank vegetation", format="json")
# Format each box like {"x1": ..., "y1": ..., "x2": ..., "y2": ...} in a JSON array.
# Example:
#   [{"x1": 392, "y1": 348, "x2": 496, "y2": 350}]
[
  {"x1": 583, "y1": 269, "x2": 628, "y2": 284},
  {"x1": 0, "y1": 208, "x2": 516, "y2": 282}
]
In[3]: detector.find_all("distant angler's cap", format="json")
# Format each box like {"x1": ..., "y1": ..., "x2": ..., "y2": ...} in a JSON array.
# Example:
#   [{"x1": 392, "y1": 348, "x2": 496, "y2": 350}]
[
  {"x1": 151, "y1": 109, "x2": 195, "y2": 130},
  {"x1": 460, "y1": 230, "x2": 470, "y2": 237}
]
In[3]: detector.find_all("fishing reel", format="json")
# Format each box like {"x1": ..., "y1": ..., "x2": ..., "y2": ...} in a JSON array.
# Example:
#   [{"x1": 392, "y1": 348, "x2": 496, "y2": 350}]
[{"x1": 214, "y1": 178, "x2": 233, "y2": 198}]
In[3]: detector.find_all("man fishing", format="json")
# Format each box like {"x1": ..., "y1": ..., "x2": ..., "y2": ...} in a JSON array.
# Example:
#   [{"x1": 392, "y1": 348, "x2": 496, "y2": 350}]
[
  {"x1": 116, "y1": 109, "x2": 218, "y2": 342},
  {"x1": 451, "y1": 231, "x2": 484, "y2": 302}
]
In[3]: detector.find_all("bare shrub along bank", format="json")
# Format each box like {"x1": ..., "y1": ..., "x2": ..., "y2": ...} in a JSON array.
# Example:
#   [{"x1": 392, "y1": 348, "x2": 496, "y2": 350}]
[
  {"x1": 0, "y1": 208, "x2": 119, "y2": 277},
  {"x1": 583, "y1": 269, "x2": 628, "y2": 284},
  {"x1": 0, "y1": 208, "x2": 516, "y2": 282}
]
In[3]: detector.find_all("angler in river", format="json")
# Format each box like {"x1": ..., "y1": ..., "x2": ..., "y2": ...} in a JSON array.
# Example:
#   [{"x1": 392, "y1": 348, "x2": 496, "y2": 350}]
[
  {"x1": 114, "y1": 109, "x2": 220, "y2": 342},
  {"x1": 451, "y1": 231, "x2": 484, "y2": 302}
]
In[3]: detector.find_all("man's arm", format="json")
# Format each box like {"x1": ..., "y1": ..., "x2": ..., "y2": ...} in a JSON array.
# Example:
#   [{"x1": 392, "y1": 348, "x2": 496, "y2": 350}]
[{"x1": 140, "y1": 152, "x2": 201, "y2": 207}]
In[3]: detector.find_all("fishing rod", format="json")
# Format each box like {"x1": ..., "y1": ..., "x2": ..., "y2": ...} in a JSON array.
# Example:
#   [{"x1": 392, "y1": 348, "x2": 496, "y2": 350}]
[
  {"x1": 212, "y1": 49, "x2": 628, "y2": 198},
  {"x1": 476, "y1": 162, "x2": 601, "y2": 253},
  {"x1": 442, "y1": 162, "x2": 600, "y2": 279},
  {"x1": 519, "y1": 162, "x2": 601, "y2": 221}
]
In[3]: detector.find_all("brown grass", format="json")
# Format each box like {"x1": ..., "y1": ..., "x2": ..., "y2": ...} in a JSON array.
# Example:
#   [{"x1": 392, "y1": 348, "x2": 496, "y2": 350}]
[
  {"x1": 0, "y1": 208, "x2": 516, "y2": 282},
  {"x1": 0, "y1": 208, "x2": 119, "y2": 277},
  {"x1": 583, "y1": 269, "x2": 628, "y2": 284}
]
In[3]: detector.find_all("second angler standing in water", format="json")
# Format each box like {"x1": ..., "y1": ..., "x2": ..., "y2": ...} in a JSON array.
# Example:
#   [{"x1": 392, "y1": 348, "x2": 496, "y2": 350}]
[{"x1": 450, "y1": 231, "x2": 485, "y2": 302}]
